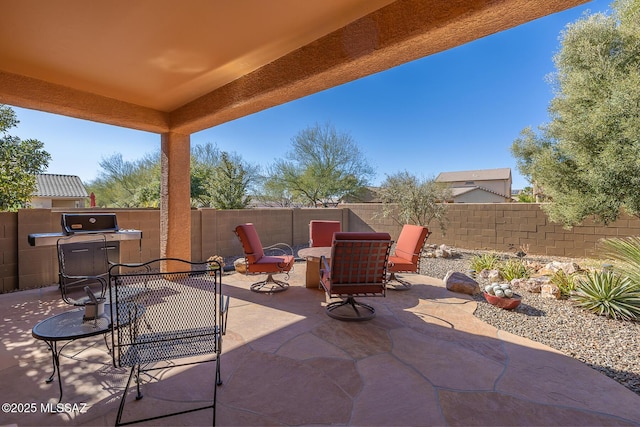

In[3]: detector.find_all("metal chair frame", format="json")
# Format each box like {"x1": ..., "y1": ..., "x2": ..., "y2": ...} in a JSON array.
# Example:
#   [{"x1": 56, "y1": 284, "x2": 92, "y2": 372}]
[
  {"x1": 320, "y1": 233, "x2": 392, "y2": 321},
  {"x1": 387, "y1": 225, "x2": 432, "y2": 290},
  {"x1": 108, "y1": 258, "x2": 229, "y2": 426},
  {"x1": 57, "y1": 233, "x2": 115, "y2": 306},
  {"x1": 234, "y1": 224, "x2": 295, "y2": 293}
]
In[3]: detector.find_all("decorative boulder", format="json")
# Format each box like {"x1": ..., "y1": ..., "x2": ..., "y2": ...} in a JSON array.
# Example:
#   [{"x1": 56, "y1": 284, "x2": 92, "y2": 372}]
[
  {"x1": 444, "y1": 271, "x2": 480, "y2": 295},
  {"x1": 541, "y1": 284, "x2": 561, "y2": 299},
  {"x1": 487, "y1": 270, "x2": 502, "y2": 282},
  {"x1": 234, "y1": 258, "x2": 247, "y2": 274},
  {"x1": 543, "y1": 261, "x2": 581, "y2": 275}
]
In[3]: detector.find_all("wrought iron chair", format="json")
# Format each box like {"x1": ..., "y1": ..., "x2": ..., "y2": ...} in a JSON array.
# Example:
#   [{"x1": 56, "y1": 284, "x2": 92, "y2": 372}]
[
  {"x1": 234, "y1": 223, "x2": 295, "y2": 293},
  {"x1": 56, "y1": 234, "x2": 115, "y2": 305},
  {"x1": 320, "y1": 232, "x2": 392, "y2": 321},
  {"x1": 108, "y1": 257, "x2": 228, "y2": 426},
  {"x1": 387, "y1": 224, "x2": 431, "y2": 290},
  {"x1": 309, "y1": 220, "x2": 341, "y2": 247}
]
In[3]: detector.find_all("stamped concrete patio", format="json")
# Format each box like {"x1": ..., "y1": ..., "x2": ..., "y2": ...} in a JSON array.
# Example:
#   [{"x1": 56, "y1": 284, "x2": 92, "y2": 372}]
[{"x1": 1, "y1": 260, "x2": 640, "y2": 426}]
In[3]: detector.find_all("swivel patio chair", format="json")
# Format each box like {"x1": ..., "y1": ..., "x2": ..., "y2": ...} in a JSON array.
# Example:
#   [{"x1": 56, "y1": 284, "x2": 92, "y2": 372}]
[
  {"x1": 387, "y1": 224, "x2": 431, "y2": 290},
  {"x1": 234, "y1": 223, "x2": 295, "y2": 293},
  {"x1": 320, "y1": 232, "x2": 392, "y2": 321},
  {"x1": 309, "y1": 220, "x2": 341, "y2": 247}
]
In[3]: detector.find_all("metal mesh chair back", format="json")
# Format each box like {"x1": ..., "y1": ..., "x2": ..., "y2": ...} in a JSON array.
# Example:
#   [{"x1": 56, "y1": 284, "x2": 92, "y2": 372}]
[
  {"x1": 57, "y1": 234, "x2": 113, "y2": 305},
  {"x1": 109, "y1": 258, "x2": 224, "y2": 367},
  {"x1": 108, "y1": 257, "x2": 227, "y2": 426}
]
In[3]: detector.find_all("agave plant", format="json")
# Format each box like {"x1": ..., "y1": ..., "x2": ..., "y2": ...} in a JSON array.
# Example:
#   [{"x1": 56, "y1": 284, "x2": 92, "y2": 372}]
[
  {"x1": 470, "y1": 253, "x2": 500, "y2": 273},
  {"x1": 572, "y1": 271, "x2": 640, "y2": 321},
  {"x1": 498, "y1": 258, "x2": 530, "y2": 281},
  {"x1": 600, "y1": 237, "x2": 640, "y2": 288}
]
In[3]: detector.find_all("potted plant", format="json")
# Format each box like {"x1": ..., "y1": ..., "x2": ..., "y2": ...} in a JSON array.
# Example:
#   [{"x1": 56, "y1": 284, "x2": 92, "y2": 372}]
[{"x1": 207, "y1": 255, "x2": 225, "y2": 274}]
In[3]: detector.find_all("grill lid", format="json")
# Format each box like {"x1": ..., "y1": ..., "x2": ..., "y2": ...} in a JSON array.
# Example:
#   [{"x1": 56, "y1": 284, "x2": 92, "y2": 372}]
[{"x1": 61, "y1": 213, "x2": 119, "y2": 234}]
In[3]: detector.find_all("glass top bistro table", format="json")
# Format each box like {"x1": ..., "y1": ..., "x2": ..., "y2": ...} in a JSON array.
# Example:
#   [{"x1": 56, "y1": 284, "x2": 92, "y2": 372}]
[
  {"x1": 32, "y1": 303, "x2": 142, "y2": 402},
  {"x1": 298, "y1": 247, "x2": 331, "y2": 289}
]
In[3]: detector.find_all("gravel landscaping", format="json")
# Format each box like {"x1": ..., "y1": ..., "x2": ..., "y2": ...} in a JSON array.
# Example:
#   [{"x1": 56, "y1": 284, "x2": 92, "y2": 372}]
[{"x1": 420, "y1": 250, "x2": 640, "y2": 397}]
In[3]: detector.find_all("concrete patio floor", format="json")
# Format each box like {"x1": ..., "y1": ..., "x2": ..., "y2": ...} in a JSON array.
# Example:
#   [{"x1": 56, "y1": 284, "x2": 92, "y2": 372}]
[{"x1": 1, "y1": 261, "x2": 640, "y2": 426}]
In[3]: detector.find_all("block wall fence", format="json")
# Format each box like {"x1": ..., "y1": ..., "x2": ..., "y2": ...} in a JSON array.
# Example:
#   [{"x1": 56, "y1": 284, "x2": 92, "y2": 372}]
[{"x1": 2, "y1": 203, "x2": 639, "y2": 292}]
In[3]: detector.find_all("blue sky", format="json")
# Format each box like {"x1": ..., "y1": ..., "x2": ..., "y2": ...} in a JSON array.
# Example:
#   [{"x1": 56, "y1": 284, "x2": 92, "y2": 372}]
[{"x1": 11, "y1": 0, "x2": 611, "y2": 191}]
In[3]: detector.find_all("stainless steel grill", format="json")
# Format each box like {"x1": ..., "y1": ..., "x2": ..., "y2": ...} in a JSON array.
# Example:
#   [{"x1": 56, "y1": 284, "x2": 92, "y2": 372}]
[{"x1": 28, "y1": 213, "x2": 142, "y2": 247}]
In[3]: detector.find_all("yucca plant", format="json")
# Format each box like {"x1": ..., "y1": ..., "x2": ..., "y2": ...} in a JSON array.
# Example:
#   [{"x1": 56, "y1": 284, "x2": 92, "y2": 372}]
[
  {"x1": 498, "y1": 258, "x2": 530, "y2": 281},
  {"x1": 600, "y1": 237, "x2": 640, "y2": 288},
  {"x1": 470, "y1": 253, "x2": 500, "y2": 273},
  {"x1": 572, "y1": 271, "x2": 640, "y2": 320}
]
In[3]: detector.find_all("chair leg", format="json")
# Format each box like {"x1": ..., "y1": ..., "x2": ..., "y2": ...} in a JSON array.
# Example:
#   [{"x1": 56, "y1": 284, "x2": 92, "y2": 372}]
[
  {"x1": 387, "y1": 272, "x2": 412, "y2": 290},
  {"x1": 250, "y1": 273, "x2": 289, "y2": 293},
  {"x1": 326, "y1": 296, "x2": 375, "y2": 321}
]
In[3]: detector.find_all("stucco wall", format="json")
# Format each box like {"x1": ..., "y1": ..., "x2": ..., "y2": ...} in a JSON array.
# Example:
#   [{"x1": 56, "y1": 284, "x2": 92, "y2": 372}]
[{"x1": 4, "y1": 203, "x2": 640, "y2": 292}]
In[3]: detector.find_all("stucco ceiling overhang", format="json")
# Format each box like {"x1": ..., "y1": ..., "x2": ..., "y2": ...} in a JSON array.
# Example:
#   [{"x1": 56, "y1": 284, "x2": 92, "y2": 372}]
[{"x1": 0, "y1": 0, "x2": 588, "y2": 135}]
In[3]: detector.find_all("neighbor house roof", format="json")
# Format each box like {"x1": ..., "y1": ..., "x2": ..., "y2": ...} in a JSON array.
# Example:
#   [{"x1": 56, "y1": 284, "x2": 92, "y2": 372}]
[
  {"x1": 33, "y1": 174, "x2": 88, "y2": 198},
  {"x1": 436, "y1": 168, "x2": 512, "y2": 183},
  {"x1": 450, "y1": 186, "x2": 509, "y2": 198}
]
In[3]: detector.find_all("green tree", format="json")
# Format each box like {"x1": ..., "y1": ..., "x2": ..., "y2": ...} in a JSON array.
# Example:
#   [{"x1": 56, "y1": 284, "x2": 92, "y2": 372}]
[
  {"x1": 209, "y1": 152, "x2": 254, "y2": 209},
  {"x1": 254, "y1": 165, "x2": 301, "y2": 207},
  {"x1": 0, "y1": 105, "x2": 51, "y2": 211},
  {"x1": 376, "y1": 171, "x2": 451, "y2": 233},
  {"x1": 88, "y1": 142, "x2": 259, "y2": 208},
  {"x1": 516, "y1": 186, "x2": 536, "y2": 203},
  {"x1": 511, "y1": 0, "x2": 640, "y2": 226},
  {"x1": 88, "y1": 153, "x2": 160, "y2": 207},
  {"x1": 191, "y1": 143, "x2": 260, "y2": 208},
  {"x1": 267, "y1": 123, "x2": 374, "y2": 207}
]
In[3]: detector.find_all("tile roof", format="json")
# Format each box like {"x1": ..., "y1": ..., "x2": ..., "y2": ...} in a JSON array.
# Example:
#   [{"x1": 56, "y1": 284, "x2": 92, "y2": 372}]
[
  {"x1": 33, "y1": 174, "x2": 88, "y2": 198},
  {"x1": 450, "y1": 185, "x2": 509, "y2": 199},
  {"x1": 436, "y1": 167, "x2": 511, "y2": 182}
]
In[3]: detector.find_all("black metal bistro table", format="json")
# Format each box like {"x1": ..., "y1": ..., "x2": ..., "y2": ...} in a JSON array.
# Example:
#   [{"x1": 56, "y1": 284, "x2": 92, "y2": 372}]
[{"x1": 32, "y1": 303, "x2": 141, "y2": 402}]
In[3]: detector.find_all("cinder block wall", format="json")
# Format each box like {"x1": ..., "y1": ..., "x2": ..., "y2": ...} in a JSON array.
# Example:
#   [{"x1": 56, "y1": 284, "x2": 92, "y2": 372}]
[
  {"x1": 6, "y1": 204, "x2": 640, "y2": 292},
  {"x1": 0, "y1": 212, "x2": 18, "y2": 293},
  {"x1": 345, "y1": 203, "x2": 640, "y2": 258}
]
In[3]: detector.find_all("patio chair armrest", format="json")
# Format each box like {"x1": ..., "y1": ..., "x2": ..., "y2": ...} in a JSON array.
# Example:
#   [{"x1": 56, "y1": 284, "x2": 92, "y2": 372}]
[
  {"x1": 262, "y1": 242, "x2": 294, "y2": 257},
  {"x1": 320, "y1": 255, "x2": 331, "y2": 280}
]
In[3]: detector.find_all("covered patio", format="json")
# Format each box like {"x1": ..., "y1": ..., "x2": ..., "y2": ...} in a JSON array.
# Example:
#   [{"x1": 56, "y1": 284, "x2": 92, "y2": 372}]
[
  {"x1": 1, "y1": 0, "x2": 589, "y2": 263},
  {"x1": 2, "y1": 262, "x2": 639, "y2": 426}
]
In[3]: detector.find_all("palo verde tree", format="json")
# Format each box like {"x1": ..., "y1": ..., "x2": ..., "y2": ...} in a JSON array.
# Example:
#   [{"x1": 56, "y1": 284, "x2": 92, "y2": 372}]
[
  {"x1": 376, "y1": 171, "x2": 451, "y2": 234},
  {"x1": 0, "y1": 105, "x2": 51, "y2": 211},
  {"x1": 266, "y1": 123, "x2": 375, "y2": 207},
  {"x1": 511, "y1": 0, "x2": 640, "y2": 227}
]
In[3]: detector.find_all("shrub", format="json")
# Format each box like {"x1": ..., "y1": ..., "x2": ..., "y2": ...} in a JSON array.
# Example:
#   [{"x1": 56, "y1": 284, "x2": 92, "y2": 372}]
[
  {"x1": 498, "y1": 258, "x2": 530, "y2": 281},
  {"x1": 550, "y1": 270, "x2": 577, "y2": 299},
  {"x1": 600, "y1": 237, "x2": 640, "y2": 288},
  {"x1": 572, "y1": 271, "x2": 640, "y2": 321},
  {"x1": 470, "y1": 253, "x2": 500, "y2": 273}
]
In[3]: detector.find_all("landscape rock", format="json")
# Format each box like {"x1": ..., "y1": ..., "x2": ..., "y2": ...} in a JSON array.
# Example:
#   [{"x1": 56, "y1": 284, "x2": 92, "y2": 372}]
[
  {"x1": 444, "y1": 271, "x2": 481, "y2": 295},
  {"x1": 541, "y1": 284, "x2": 561, "y2": 299},
  {"x1": 234, "y1": 258, "x2": 247, "y2": 274},
  {"x1": 510, "y1": 277, "x2": 550, "y2": 293},
  {"x1": 488, "y1": 270, "x2": 502, "y2": 282},
  {"x1": 543, "y1": 261, "x2": 581, "y2": 275}
]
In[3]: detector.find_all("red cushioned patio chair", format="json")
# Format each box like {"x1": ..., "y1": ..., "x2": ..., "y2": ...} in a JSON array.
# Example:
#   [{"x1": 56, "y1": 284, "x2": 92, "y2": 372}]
[
  {"x1": 309, "y1": 220, "x2": 341, "y2": 247},
  {"x1": 387, "y1": 224, "x2": 431, "y2": 290},
  {"x1": 234, "y1": 223, "x2": 295, "y2": 293},
  {"x1": 320, "y1": 232, "x2": 392, "y2": 321}
]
